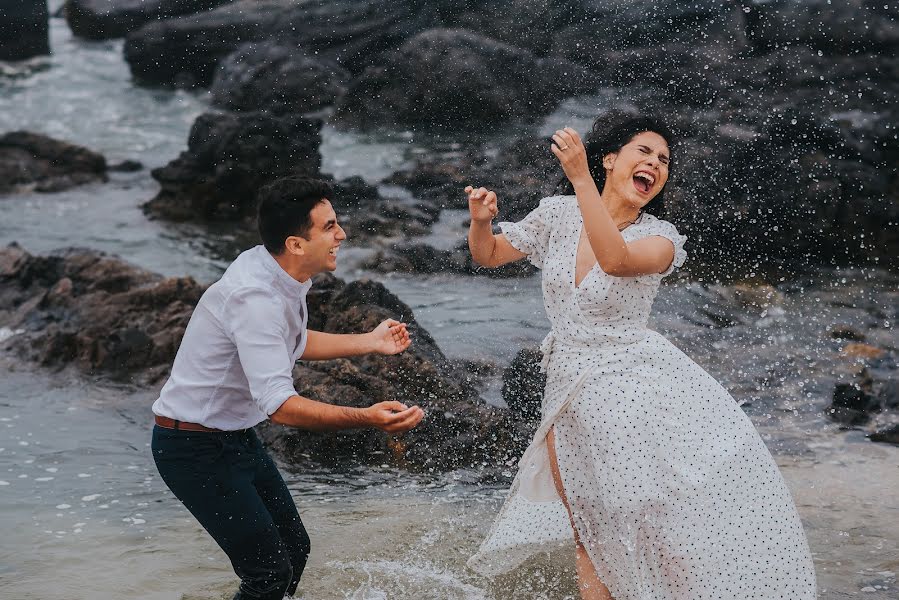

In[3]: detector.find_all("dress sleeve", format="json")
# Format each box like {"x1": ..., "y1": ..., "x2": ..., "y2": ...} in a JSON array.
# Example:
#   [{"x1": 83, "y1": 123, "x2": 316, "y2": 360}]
[
  {"x1": 497, "y1": 196, "x2": 562, "y2": 269},
  {"x1": 223, "y1": 287, "x2": 299, "y2": 416},
  {"x1": 650, "y1": 219, "x2": 688, "y2": 277}
]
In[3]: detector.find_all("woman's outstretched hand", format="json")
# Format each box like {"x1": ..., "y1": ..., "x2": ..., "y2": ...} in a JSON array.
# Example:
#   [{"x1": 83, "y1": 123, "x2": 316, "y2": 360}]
[
  {"x1": 466, "y1": 185, "x2": 499, "y2": 222},
  {"x1": 551, "y1": 127, "x2": 592, "y2": 187}
]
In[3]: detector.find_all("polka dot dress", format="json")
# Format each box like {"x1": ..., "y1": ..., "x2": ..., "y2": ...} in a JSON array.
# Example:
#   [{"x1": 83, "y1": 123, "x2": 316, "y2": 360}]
[{"x1": 467, "y1": 196, "x2": 816, "y2": 598}]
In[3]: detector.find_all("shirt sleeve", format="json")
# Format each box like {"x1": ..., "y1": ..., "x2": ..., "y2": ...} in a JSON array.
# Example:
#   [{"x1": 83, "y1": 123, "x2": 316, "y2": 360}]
[
  {"x1": 497, "y1": 195, "x2": 563, "y2": 269},
  {"x1": 223, "y1": 287, "x2": 299, "y2": 416}
]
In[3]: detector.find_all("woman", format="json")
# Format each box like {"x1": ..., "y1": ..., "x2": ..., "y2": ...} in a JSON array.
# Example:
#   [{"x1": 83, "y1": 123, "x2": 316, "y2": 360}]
[{"x1": 465, "y1": 114, "x2": 816, "y2": 599}]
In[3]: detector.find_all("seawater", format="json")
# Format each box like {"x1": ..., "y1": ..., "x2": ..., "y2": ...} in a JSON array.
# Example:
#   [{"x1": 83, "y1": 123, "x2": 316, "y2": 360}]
[{"x1": 0, "y1": 10, "x2": 897, "y2": 600}]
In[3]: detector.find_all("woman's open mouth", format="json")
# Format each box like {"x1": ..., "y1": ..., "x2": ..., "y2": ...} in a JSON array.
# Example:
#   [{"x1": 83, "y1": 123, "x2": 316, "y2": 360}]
[{"x1": 633, "y1": 171, "x2": 655, "y2": 194}]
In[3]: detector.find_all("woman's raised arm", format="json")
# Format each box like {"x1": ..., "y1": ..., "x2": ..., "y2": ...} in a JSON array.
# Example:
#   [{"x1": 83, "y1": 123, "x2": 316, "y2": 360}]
[{"x1": 466, "y1": 185, "x2": 528, "y2": 268}]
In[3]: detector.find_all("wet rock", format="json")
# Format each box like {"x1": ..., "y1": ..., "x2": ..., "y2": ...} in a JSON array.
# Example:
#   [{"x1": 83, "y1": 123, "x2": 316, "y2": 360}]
[
  {"x1": 143, "y1": 111, "x2": 322, "y2": 221},
  {"x1": 0, "y1": 0, "x2": 49, "y2": 60},
  {"x1": 869, "y1": 423, "x2": 899, "y2": 445},
  {"x1": 337, "y1": 28, "x2": 595, "y2": 128},
  {"x1": 0, "y1": 243, "x2": 204, "y2": 382},
  {"x1": 829, "y1": 378, "x2": 881, "y2": 426},
  {"x1": 0, "y1": 131, "x2": 107, "y2": 194},
  {"x1": 830, "y1": 325, "x2": 866, "y2": 341},
  {"x1": 361, "y1": 242, "x2": 538, "y2": 278},
  {"x1": 841, "y1": 343, "x2": 886, "y2": 361},
  {"x1": 259, "y1": 274, "x2": 535, "y2": 470},
  {"x1": 210, "y1": 41, "x2": 350, "y2": 114},
  {"x1": 124, "y1": 0, "x2": 440, "y2": 87},
  {"x1": 743, "y1": 0, "x2": 899, "y2": 55},
  {"x1": 0, "y1": 246, "x2": 534, "y2": 471},
  {"x1": 552, "y1": 1, "x2": 747, "y2": 70},
  {"x1": 385, "y1": 134, "x2": 561, "y2": 225},
  {"x1": 447, "y1": 0, "x2": 588, "y2": 57},
  {"x1": 827, "y1": 345, "x2": 899, "y2": 445},
  {"x1": 502, "y1": 347, "x2": 545, "y2": 423},
  {"x1": 64, "y1": 0, "x2": 232, "y2": 40},
  {"x1": 108, "y1": 159, "x2": 143, "y2": 172}
]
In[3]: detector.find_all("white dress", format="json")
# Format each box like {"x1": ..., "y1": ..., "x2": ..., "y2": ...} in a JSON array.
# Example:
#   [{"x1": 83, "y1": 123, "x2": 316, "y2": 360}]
[{"x1": 468, "y1": 196, "x2": 816, "y2": 599}]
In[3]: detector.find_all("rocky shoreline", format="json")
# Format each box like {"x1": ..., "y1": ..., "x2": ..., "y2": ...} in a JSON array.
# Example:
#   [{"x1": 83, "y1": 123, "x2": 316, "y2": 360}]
[
  {"x1": 0, "y1": 244, "x2": 538, "y2": 471},
  {"x1": 1, "y1": 243, "x2": 896, "y2": 469},
  {"x1": 3, "y1": 1, "x2": 895, "y2": 276},
  {"x1": 1, "y1": 1, "x2": 896, "y2": 470}
]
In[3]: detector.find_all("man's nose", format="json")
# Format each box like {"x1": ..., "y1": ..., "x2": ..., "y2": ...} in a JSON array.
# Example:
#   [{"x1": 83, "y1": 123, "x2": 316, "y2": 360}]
[{"x1": 337, "y1": 225, "x2": 347, "y2": 239}]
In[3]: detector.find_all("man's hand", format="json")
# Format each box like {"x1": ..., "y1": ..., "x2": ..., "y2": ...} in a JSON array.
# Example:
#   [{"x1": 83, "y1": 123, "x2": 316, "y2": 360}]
[
  {"x1": 368, "y1": 319, "x2": 411, "y2": 355},
  {"x1": 365, "y1": 401, "x2": 424, "y2": 433},
  {"x1": 466, "y1": 185, "x2": 499, "y2": 223}
]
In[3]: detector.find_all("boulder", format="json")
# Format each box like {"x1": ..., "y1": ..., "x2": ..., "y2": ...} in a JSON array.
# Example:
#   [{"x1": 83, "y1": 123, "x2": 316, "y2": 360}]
[
  {"x1": 0, "y1": 131, "x2": 107, "y2": 194},
  {"x1": 124, "y1": 0, "x2": 440, "y2": 87},
  {"x1": 210, "y1": 41, "x2": 350, "y2": 114},
  {"x1": 552, "y1": 0, "x2": 746, "y2": 67},
  {"x1": 743, "y1": 0, "x2": 899, "y2": 55},
  {"x1": 143, "y1": 111, "x2": 322, "y2": 221},
  {"x1": 0, "y1": 243, "x2": 204, "y2": 382},
  {"x1": 259, "y1": 273, "x2": 534, "y2": 470},
  {"x1": 337, "y1": 28, "x2": 595, "y2": 128},
  {"x1": 0, "y1": 246, "x2": 537, "y2": 470},
  {"x1": 361, "y1": 242, "x2": 538, "y2": 278},
  {"x1": 0, "y1": 0, "x2": 49, "y2": 60},
  {"x1": 64, "y1": 0, "x2": 232, "y2": 40},
  {"x1": 502, "y1": 347, "x2": 545, "y2": 422}
]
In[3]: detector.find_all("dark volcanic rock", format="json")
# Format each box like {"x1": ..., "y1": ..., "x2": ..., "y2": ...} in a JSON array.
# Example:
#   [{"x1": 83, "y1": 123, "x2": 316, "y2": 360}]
[
  {"x1": 337, "y1": 28, "x2": 595, "y2": 128},
  {"x1": 743, "y1": 0, "x2": 899, "y2": 55},
  {"x1": 386, "y1": 134, "x2": 561, "y2": 226},
  {"x1": 502, "y1": 347, "x2": 545, "y2": 423},
  {"x1": 826, "y1": 345, "x2": 899, "y2": 445},
  {"x1": 442, "y1": 0, "x2": 588, "y2": 57},
  {"x1": 143, "y1": 111, "x2": 322, "y2": 221},
  {"x1": 64, "y1": 0, "x2": 232, "y2": 40},
  {"x1": 0, "y1": 0, "x2": 49, "y2": 60},
  {"x1": 0, "y1": 246, "x2": 534, "y2": 470},
  {"x1": 259, "y1": 275, "x2": 534, "y2": 470},
  {"x1": 124, "y1": 0, "x2": 440, "y2": 87},
  {"x1": 210, "y1": 41, "x2": 350, "y2": 114},
  {"x1": 869, "y1": 423, "x2": 899, "y2": 445},
  {"x1": 0, "y1": 244, "x2": 204, "y2": 382},
  {"x1": 362, "y1": 242, "x2": 538, "y2": 278},
  {"x1": 0, "y1": 131, "x2": 107, "y2": 194},
  {"x1": 556, "y1": 0, "x2": 746, "y2": 61}
]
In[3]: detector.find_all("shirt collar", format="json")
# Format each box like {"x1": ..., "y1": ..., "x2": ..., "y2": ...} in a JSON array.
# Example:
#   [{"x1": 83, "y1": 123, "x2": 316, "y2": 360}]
[{"x1": 256, "y1": 246, "x2": 313, "y2": 298}]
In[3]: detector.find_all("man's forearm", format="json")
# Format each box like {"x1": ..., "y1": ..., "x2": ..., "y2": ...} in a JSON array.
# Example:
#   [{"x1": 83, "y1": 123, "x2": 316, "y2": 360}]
[
  {"x1": 269, "y1": 394, "x2": 371, "y2": 430},
  {"x1": 301, "y1": 329, "x2": 375, "y2": 360}
]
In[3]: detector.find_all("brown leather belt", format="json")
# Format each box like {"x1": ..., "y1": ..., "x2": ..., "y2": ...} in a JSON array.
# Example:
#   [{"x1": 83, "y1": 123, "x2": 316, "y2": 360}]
[{"x1": 154, "y1": 415, "x2": 222, "y2": 432}]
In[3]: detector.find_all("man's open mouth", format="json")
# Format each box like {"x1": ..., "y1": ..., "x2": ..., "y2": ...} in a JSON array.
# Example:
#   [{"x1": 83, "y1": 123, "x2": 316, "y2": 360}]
[
  {"x1": 328, "y1": 246, "x2": 339, "y2": 257},
  {"x1": 633, "y1": 171, "x2": 656, "y2": 194}
]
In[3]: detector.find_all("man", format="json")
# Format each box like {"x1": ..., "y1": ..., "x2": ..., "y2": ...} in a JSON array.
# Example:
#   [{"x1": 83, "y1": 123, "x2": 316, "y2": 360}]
[{"x1": 151, "y1": 177, "x2": 424, "y2": 600}]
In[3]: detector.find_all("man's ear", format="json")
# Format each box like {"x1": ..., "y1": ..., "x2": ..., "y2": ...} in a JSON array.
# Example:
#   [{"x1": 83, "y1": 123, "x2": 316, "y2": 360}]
[{"x1": 283, "y1": 235, "x2": 306, "y2": 256}]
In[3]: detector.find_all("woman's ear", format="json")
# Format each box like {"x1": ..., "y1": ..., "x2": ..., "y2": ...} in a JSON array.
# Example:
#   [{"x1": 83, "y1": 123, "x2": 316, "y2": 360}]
[{"x1": 603, "y1": 152, "x2": 616, "y2": 171}]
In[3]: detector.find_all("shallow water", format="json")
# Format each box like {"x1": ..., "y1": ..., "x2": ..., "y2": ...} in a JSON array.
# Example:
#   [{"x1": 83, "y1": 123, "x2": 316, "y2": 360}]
[{"x1": 1, "y1": 12, "x2": 898, "y2": 600}]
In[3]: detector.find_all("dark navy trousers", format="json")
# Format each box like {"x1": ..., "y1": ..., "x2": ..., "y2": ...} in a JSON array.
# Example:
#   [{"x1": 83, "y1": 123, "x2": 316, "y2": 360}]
[{"x1": 152, "y1": 425, "x2": 310, "y2": 600}]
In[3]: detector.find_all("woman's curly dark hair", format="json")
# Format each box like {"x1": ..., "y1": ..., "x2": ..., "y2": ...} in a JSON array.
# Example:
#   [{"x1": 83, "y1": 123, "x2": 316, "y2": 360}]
[{"x1": 556, "y1": 111, "x2": 676, "y2": 218}]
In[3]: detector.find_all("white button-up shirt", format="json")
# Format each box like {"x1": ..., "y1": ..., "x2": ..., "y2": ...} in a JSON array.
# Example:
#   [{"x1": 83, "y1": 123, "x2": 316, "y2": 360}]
[{"x1": 152, "y1": 245, "x2": 312, "y2": 430}]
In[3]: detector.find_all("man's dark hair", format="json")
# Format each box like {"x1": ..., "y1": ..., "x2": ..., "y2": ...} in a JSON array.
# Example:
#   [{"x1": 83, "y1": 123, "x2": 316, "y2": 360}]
[
  {"x1": 257, "y1": 177, "x2": 333, "y2": 254},
  {"x1": 556, "y1": 111, "x2": 676, "y2": 218}
]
